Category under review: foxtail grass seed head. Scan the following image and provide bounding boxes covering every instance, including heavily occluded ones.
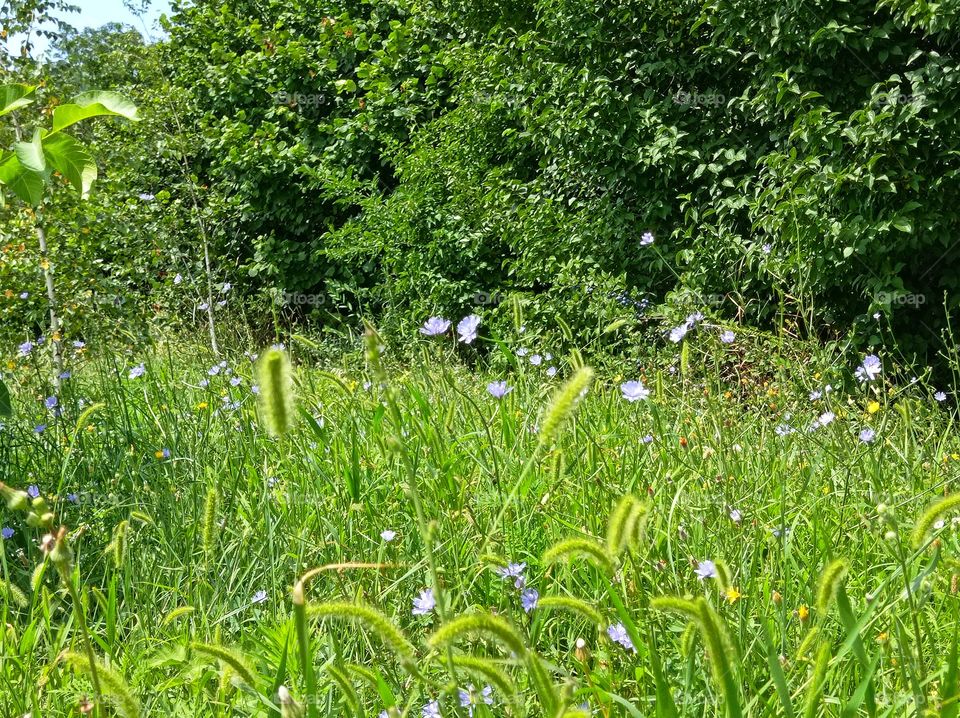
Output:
[569,348,585,371]
[606,495,649,557]
[815,558,849,613]
[911,493,960,548]
[363,324,387,384]
[429,612,527,657]
[538,366,594,447]
[543,537,615,573]
[713,560,733,594]
[311,602,417,667]
[802,643,831,718]
[191,642,259,687]
[257,347,295,436]
[511,294,523,331]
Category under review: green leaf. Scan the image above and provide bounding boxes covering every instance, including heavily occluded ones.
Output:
[649,631,679,718]
[0,378,11,418]
[836,586,876,718]
[15,129,45,173]
[943,625,960,718]
[0,154,47,205]
[0,84,36,116]
[43,132,97,198]
[892,217,913,233]
[52,91,139,132]
[762,620,794,718]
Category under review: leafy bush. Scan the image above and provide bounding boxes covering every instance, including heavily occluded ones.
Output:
[155,0,960,361]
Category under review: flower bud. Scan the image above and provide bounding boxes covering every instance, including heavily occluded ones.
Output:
[0,483,29,512]
[278,685,304,718]
[48,527,73,577]
[574,637,590,664]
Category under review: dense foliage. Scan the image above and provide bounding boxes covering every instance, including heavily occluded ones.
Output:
[147,0,960,358]
[5,0,960,358]
[5,2,960,715]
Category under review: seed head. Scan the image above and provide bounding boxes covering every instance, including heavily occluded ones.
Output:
[257,347,295,436]
[538,367,593,447]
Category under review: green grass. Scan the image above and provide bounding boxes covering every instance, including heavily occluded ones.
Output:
[1,329,960,717]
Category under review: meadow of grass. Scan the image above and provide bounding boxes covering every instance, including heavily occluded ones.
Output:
[2,322,960,717]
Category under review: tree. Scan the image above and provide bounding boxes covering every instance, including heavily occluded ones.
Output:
[0,83,138,385]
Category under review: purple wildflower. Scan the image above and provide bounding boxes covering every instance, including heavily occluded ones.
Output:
[420,317,450,336]
[607,623,636,653]
[457,315,481,344]
[487,381,512,399]
[695,560,716,580]
[412,588,435,616]
[620,380,650,402]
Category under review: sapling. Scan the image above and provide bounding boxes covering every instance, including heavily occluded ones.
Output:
[0,83,138,386]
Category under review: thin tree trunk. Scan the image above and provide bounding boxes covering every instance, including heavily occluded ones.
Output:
[35,221,63,387]
[202,235,219,356]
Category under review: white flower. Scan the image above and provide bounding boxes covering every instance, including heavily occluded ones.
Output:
[620,381,650,402]
[457,315,481,344]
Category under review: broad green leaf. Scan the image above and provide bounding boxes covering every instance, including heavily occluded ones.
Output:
[43,132,97,198]
[0,84,36,116]
[15,129,45,173]
[892,217,913,233]
[52,91,139,132]
[0,154,47,205]
[0,377,11,418]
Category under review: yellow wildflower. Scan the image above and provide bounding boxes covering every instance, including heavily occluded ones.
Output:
[724,586,743,604]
